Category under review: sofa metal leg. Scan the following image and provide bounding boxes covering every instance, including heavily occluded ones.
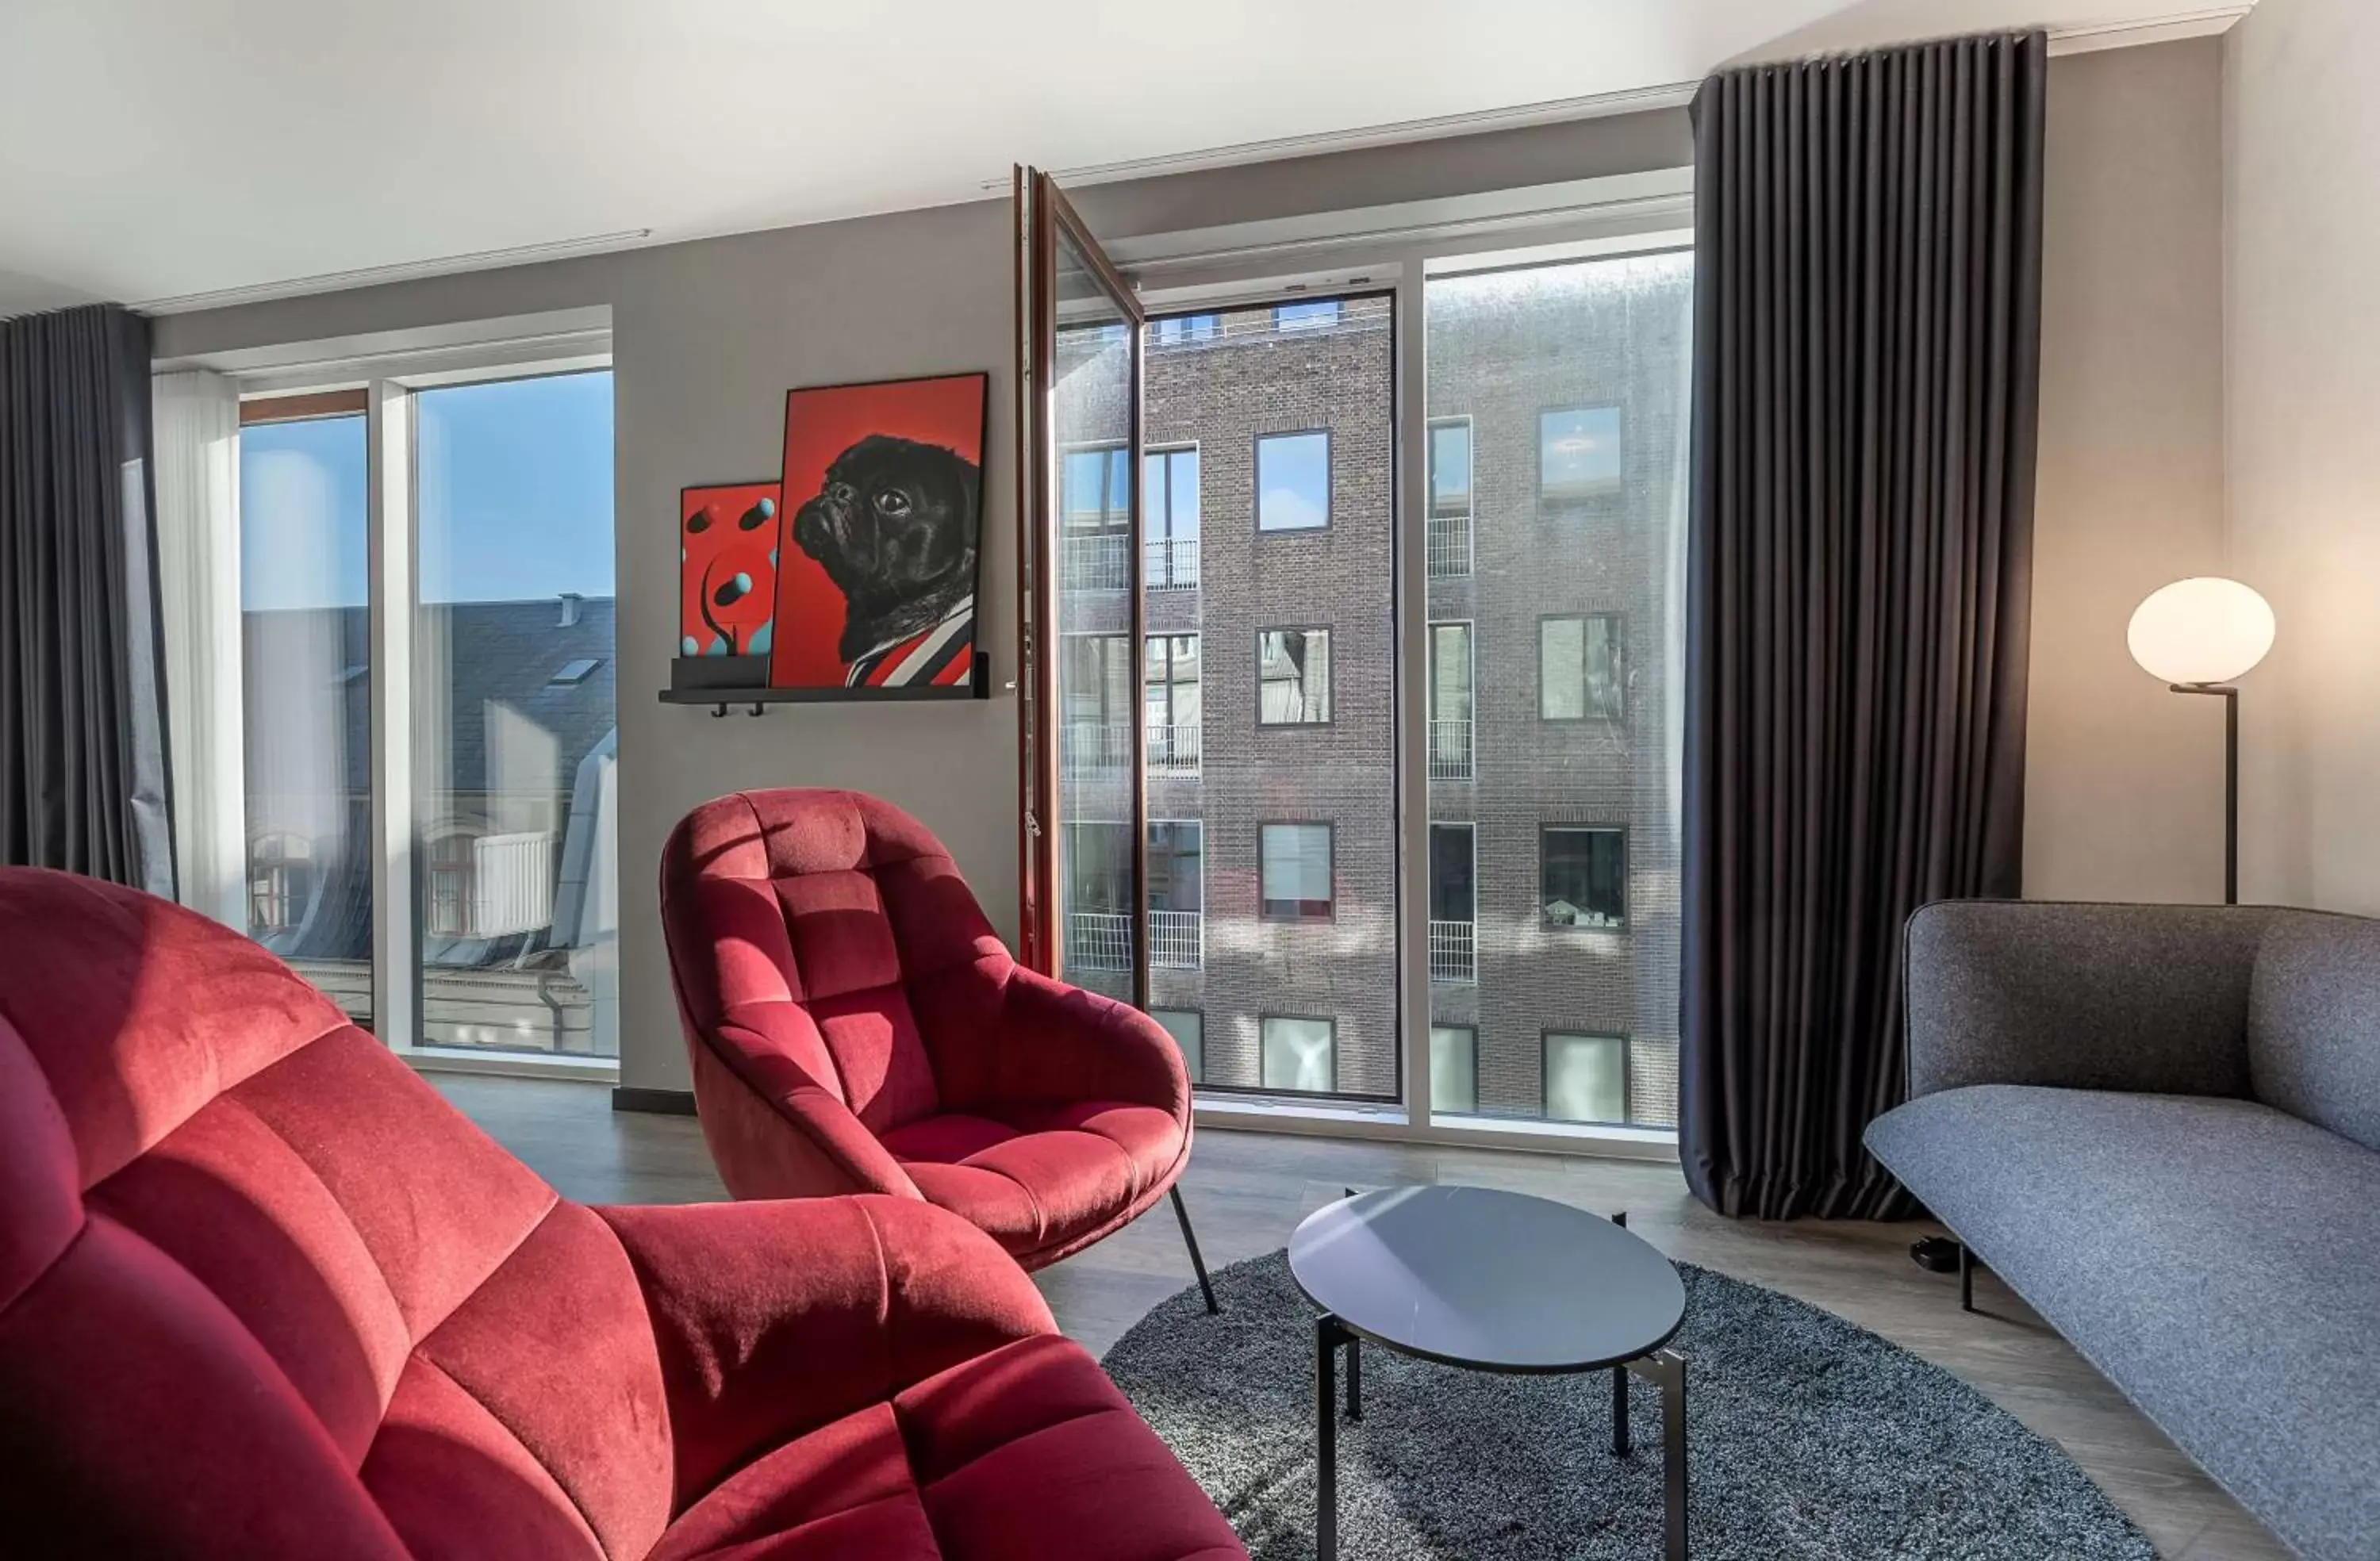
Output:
[1959,1241,1975,1313]
[1170,1185,1219,1314]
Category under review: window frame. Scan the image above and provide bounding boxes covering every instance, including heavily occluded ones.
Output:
[1536,405,1627,506]
[1541,1030,1632,1126]
[1257,1012,1342,1096]
[1538,823,1630,930]
[1253,428,1334,534]
[1254,624,1334,727]
[1257,819,1336,923]
[1537,611,1627,725]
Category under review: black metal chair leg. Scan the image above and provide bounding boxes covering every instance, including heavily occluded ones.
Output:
[1170,1184,1219,1314]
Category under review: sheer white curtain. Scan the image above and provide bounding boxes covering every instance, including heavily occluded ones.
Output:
[152,370,248,930]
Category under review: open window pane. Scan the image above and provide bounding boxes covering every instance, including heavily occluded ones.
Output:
[1426,251,1691,1131]
[1261,1015,1335,1093]
[239,412,372,1024]
[1255,431,1330,531]
[1257,627,1331,723]
[413,370,619,1057]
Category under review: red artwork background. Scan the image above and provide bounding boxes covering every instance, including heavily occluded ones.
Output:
[769,374,987,689]
[678,481,781,658]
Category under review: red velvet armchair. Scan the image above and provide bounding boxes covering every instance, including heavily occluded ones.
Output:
[0,868,1245,1560]
[659,788,1218,1309]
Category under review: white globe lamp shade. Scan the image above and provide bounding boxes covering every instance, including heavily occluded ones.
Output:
[2128,577,2276,686]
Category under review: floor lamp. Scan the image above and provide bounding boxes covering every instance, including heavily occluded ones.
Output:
[2127,577,2277,906]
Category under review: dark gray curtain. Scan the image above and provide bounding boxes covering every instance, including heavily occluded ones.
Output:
[1682,33,2044,1220]
[0,304,175,894]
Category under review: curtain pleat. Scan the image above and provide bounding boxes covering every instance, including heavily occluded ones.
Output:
[1683,33,2045,1220]
[0,303,175,894]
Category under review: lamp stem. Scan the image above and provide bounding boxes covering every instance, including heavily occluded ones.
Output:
[2171,683,2241,906]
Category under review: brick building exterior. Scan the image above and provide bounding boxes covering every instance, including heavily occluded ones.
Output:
[1048,254,1690,1128]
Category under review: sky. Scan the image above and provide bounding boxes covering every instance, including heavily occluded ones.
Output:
[240,370,616,611]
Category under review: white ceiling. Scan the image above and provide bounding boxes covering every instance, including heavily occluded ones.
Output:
[0,0,2244,318]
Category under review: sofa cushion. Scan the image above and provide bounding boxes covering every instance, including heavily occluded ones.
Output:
[1867,1085,2380,1561]
[650,1335,1244,1561]
[2251,910,2380,1153]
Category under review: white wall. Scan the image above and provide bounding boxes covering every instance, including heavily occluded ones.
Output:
[2025,39,2231,902]
[2225,0,2380,914]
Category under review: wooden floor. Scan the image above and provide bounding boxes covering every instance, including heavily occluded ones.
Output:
[434,1076,2287,1561]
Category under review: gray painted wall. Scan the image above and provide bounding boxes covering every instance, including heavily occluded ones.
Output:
[2225,0,2380,915]
[2025,39,2230,903]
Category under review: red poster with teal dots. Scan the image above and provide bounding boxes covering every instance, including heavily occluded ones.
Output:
[678,481,781,658]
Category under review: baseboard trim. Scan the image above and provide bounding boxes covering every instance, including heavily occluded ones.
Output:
[611,1087,698,1116]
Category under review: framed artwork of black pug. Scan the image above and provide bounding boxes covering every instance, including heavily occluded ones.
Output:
[768,372,988,696]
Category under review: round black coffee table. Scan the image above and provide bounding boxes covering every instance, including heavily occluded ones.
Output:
[1288,1185,1690,1559]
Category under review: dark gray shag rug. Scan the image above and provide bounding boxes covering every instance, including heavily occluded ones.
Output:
[1104,1251,2158,1560]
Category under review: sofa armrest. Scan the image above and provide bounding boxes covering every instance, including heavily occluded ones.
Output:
[988,967,1189,1119]
[597,1195,1056,1509]
[698,1018,918,1199]
[1904,901,2271,1099]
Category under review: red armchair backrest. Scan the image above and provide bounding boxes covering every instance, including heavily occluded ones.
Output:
[0,868,674,1559]
[658,789,1015,1133]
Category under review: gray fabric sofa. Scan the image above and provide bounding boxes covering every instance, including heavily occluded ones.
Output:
[1865,902,2380,1561]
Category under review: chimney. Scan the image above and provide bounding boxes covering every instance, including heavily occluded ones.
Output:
[557,592,582,628]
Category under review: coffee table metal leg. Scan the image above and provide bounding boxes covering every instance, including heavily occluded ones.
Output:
[1611,1363,1629,1456]
[1316,1314,1340,1561]
[1626,1349,1688,1561]
[1345,1333,1362,1421]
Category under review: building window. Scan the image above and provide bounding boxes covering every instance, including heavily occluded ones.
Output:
[1429,823,1476,984]
[1431,1025,1478,1115]
[1542,827,1626,929]
[423,827,480,938]
[1273,300,1342,332]
[1538,406,1624,502]
[1148,821,1203,968]
[1545,1032,1629,1124]
[1153,1008,1205,1084]
[1256,430,1330,531]
[1145,445,1200,587]
[1257,627,1331,724]
[1540,614,1625,722]
[1428,622,1472,780]
[1153,313,1220,346]
[1261,1015,1336,1092]
[1426,416,1474,577]
[1061,633,1134,771]
[248,832,314,934]
[1260,823,1334,921]
[1144,634,1201,776]
[1061,444,1132,535]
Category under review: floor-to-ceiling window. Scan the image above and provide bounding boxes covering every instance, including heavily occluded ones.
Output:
[1425,251,1692,1130]
[238,405,372,1022]
[413,371,619,1058]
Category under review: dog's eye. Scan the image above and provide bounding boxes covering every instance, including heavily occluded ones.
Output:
[874,489,914,518]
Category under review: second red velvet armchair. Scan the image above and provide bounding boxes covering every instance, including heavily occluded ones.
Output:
[660,788,1218,1309]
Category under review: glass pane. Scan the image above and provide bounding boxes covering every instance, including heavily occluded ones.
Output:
[1050,227,1138,995]
[1259,823,1332,919]
[1257,627,1331,723]
[1153,1008,1204,1083]
[1255,431,1330,531]
[239,413,372,1025]
[1429,623,1472,784]
[413,370,618,1057]
[1429,420,1472,512]
[1545,1033,1628,1123]
[1261,1016,1335,1092]
[1427,251,1691,1131]
[1539,406,1625,501]
[1430,1026,1478,1114]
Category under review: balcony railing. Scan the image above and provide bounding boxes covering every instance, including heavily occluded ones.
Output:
[1061,722,1132,776]
[1147,537,1200,589]
[1063,531,1130,592]
[1429,919,1476,984]
[1147,723,1201,777]
[1065,909,1205,972]
[1150,909,1203,969]
[1426,511,1473,578]
[1427,719,1474,781]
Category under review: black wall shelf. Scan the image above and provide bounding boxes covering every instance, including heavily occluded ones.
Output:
[660,650,990,716]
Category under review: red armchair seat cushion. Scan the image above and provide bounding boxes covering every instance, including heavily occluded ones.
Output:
[653,1336,1241,1561]
[881,1104,1186,1262]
